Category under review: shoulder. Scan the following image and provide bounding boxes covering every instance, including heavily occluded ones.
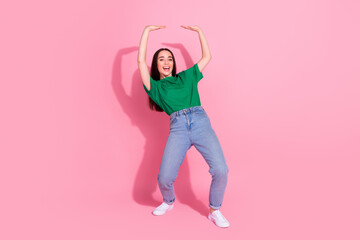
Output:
[144,76,161,92]
[178,63,198,76]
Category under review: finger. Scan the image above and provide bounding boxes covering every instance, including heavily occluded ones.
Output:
[181,26,191,30]
[155,25,166,30]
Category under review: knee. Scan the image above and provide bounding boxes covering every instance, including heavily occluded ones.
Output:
[157,174,175,188]
[209,165,229,178]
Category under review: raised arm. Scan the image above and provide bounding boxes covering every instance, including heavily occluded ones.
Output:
[181,25,212,72]
[137,25,166,91]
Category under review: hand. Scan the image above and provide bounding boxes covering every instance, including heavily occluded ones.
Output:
[180,25,202,33]
[145,25,166,31]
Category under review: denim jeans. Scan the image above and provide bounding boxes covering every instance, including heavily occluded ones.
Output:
[157,106,229,210]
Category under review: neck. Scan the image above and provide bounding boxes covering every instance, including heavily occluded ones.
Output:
[160,74,172,80]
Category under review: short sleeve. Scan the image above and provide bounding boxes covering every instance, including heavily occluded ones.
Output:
[178,63,204,84]
[194,63,204,83]
[143,76,160,102]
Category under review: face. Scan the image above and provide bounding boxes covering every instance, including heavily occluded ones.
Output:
[157,50,174,79]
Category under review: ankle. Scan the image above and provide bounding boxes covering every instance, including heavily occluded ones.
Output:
[210,208,217,213]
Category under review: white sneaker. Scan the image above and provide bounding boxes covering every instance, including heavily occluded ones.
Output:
[208,210,230,227]
[152,202,174,216]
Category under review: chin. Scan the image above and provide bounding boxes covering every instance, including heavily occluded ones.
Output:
[163,72,171,76]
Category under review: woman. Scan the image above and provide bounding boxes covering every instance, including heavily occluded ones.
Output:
[137,25,230,228]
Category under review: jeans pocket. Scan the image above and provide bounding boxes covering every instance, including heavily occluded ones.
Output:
[193,108,207,116]
[170,116,178,124]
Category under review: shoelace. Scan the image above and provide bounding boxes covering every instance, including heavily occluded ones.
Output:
[158,203,171,210]
[213,211,227,222]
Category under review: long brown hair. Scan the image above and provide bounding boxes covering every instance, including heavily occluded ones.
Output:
[147,48,177,112]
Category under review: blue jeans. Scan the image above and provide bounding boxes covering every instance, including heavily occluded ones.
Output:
[157,106,229,210]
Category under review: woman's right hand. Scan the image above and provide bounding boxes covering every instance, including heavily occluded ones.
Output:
[145,25,166,31]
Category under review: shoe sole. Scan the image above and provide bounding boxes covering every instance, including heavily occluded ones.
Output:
[152,204,174,216]
[208,214,230,228]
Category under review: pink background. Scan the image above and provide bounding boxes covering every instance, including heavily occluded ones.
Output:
[1,0,359,239]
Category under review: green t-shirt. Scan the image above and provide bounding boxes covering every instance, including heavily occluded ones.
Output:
[143,63,204,116]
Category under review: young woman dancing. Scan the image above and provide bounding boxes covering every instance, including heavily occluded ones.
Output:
[137,25,230,228]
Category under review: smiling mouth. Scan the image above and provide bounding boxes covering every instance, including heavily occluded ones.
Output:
[163,66,170,71]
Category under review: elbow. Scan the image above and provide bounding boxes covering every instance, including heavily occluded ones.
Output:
[137,59,146,65]
[203,55,212,61]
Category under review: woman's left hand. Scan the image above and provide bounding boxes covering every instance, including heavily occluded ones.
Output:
[180,25,202,33]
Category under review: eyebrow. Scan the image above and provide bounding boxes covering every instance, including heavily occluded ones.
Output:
[158,56,172,58]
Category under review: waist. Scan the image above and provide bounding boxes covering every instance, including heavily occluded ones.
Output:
[170,106,204,118]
